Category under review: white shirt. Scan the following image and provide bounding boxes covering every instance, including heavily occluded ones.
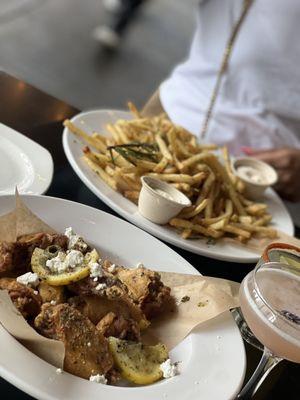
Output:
[160,0,300,155]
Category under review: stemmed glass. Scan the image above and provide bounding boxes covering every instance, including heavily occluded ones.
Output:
[234,260,300,399]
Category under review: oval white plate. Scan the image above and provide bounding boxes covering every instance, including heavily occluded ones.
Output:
[0,195,245,400]
[0,123,53,195]
[62,110,294,263]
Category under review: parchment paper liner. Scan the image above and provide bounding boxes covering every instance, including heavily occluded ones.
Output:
[0,194,240,371]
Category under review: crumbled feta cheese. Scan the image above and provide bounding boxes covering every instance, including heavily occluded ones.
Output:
[95,283,107,291]
[90,262,104,278]
[46,252,66,273]
[33,290,39,295]
[160,359,178,379]
[108,264,116,273]
[65,250,84,268]
[136,262,144,269]
[93,277,98,282]
[89,374,107,384]
[64,227,88,251]
[46,250,84,273]
[56,368,63,374]
[50,300,57,305]
[17,272,39,288]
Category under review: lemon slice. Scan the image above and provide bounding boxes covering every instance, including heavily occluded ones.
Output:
[31,248,99,286]
[279,255,300,270]
[108,337,168,385]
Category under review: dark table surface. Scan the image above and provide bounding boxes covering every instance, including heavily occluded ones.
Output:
[0,71,298,399]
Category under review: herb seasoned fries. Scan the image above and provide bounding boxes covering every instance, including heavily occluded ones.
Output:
[64,104,276,244]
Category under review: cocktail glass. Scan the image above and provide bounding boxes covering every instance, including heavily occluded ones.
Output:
[236,259,300,399]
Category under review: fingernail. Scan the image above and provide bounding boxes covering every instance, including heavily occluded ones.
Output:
[241,146,254,155]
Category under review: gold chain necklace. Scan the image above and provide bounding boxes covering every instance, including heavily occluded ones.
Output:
[200,0,255,139]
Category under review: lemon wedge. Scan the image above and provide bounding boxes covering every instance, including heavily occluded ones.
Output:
[108,337,168,385]
[31,247,99,286]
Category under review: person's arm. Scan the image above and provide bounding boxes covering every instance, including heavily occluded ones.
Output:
[244,147,300,202]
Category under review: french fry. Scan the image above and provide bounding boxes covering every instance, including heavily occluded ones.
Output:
[181,229,192,239]
[128,101,141,118]
[181,152,210,170]
[232,223,278,239]
[164,167,177,174]
[223,224,251,239]
[124,190,140,204]
[196,171,215,205]
[169,218,223,239]
[82,156,117,190]
[246,203,268,216]
[155,135,172,161]
[83,146,109,168]
[64,120,107,153]
[179,198,209,219]
[148,173,196,185]
[172,183,191,192]
[253,214,272,226]
[66,102,275,244]
[153,157,168,173]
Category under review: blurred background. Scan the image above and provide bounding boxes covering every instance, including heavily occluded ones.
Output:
[0,0,197,110]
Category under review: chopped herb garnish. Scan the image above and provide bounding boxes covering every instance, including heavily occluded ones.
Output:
[181,296,190,303]
[107,142,159,165]
[197,300,209,308]
[206,238,216,246]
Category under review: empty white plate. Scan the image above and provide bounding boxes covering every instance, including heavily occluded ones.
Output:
[0,123,53,195]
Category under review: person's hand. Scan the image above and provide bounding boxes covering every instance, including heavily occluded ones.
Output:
[242,147,300,202]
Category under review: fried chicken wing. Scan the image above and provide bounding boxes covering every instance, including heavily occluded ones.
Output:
[38,281,65,304]
[96,312,141,341]
[0,277,42,319]
[0,242,29,277]
[18,233,68,256]
[34,303,114,379]
[68,274,122,296]
[68,294,148,329]
[104,264,172,319]
[0,233,68,277]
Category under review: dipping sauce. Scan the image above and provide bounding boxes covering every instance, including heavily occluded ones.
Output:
[154,188,175,201]
[236,165,266,185]
[152,187,185,204]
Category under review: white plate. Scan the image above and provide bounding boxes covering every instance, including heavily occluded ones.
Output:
[63,110,294,263]
[0,195,246,400]
[0,123,53,195]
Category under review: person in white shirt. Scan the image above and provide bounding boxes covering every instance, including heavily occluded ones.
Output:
[143,0,300,213]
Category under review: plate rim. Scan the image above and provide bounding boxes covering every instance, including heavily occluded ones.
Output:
[0,123,54,195]
[0,194,246,400]
[62,109,294,263]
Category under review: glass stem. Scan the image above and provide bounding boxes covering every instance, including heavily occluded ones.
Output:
[236,347,282,399]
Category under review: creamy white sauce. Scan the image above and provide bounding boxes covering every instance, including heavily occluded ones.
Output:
[237,166,266,185]
[154,188,176,201]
